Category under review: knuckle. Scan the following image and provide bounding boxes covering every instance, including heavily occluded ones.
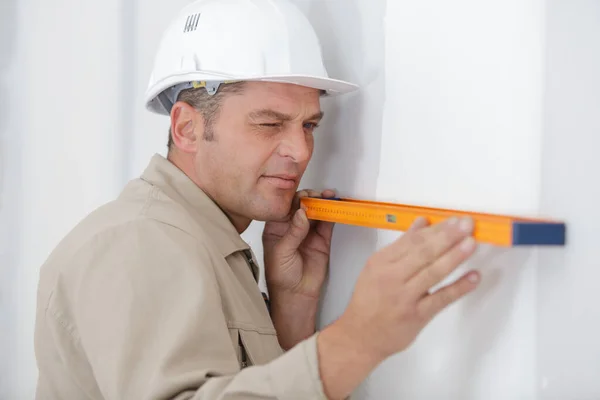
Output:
[439,228,459,247]
[439,288,455,306]
[366,253,381,269]
[364,257,385,277]
[424,267,441,287]
[442,283,467,307]
[398,303,419,321]
[418,245,435,262]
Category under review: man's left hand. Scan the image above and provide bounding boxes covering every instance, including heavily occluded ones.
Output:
[262,189,336,349]
[263,188,336,298]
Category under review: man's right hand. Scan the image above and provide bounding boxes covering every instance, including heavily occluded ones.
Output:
[317,216,480,400]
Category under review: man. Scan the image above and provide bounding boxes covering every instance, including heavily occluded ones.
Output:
[34,0,481,399]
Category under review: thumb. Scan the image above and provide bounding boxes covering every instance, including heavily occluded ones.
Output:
[277,209,310,253]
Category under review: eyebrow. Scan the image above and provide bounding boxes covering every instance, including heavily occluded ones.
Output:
[248,109,324,122]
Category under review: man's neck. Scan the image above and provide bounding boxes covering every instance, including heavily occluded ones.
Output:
[167,150,251,234]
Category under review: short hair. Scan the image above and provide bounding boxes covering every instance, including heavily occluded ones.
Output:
[167,81,247,148]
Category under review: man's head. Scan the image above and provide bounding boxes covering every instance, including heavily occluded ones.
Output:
[144,0,359,228]
[167,81,323,226]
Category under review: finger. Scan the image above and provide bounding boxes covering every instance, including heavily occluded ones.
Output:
[316,220,335,243]
[292,189,320,211]
[382,217,460,268]
[417,270,480,319]
[294,188,335,215]
[406,235,477,295]
[374,217,431,263]
[291,191,305,211]
[393,216,474,278]
[322,189,337,199]
[303,189,322,198]
[298,188,337,199]
[407,216,429,232]
[277,208,310,253]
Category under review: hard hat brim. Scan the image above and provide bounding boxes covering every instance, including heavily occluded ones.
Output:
[145,72,359,115]
[244,75,359,95]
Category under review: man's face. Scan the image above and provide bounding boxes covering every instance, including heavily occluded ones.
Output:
[194,81,323,222]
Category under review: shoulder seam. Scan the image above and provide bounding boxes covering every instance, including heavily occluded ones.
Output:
[135,184,198,239]
[139,184,158,216]
[45,292,81,343]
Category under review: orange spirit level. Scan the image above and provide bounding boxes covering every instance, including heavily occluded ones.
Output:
[300,197,566,247]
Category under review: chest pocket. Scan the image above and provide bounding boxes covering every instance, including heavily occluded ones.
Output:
[230,326,282,368]
[220,250,283,368]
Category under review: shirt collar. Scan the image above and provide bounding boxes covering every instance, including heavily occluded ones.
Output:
[140,153,250,257]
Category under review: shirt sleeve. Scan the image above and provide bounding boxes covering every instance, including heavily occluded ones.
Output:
[68,219,329,400]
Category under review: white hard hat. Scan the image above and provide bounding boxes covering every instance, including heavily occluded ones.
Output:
[144,0,359,115]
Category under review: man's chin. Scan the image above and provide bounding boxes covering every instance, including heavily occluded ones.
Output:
[252,196,295,222]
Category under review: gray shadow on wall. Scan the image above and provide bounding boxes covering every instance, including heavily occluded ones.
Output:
[452,247,533,399]
[0,0,18,397]
[367,245,533,400]
[302,0,386,190]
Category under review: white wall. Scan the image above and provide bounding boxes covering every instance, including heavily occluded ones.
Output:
[0,0,21,396]
[537,1,600,397]
[129,0,190,176]
[3,0,599,399]
[2,0,133,397]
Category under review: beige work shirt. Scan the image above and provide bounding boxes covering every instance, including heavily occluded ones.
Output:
[34,154,327,399]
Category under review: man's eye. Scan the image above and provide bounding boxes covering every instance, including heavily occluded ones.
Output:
[304,122,319,130]
[261,123,281,127]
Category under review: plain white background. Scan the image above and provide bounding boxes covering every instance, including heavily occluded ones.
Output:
[1,0,599,399]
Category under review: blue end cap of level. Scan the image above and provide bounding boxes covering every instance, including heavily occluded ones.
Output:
[512,221,566,246]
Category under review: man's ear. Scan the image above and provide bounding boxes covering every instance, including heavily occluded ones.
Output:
[169,102,205,153]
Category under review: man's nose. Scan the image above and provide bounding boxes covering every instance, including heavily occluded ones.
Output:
[278,126,312,163]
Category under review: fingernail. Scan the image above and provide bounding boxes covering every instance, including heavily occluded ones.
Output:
[296,209,305,221]
[447,217,458,226]
[460,236,475,252]
[409,216,427,230]
[467,272,480,284]
[459,217,474,233]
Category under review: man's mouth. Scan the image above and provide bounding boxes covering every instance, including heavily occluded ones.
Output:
[262,174,298,189]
